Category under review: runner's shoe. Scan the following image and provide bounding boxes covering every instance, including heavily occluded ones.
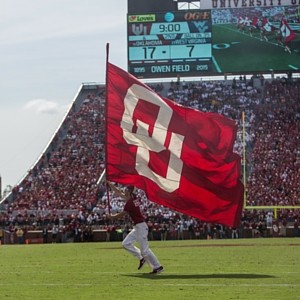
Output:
[149,266,164,274]
[138,258,146,270]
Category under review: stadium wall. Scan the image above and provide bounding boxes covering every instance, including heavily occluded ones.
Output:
[1,226,298,245]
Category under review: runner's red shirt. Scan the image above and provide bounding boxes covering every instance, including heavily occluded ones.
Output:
[124,195,145,225]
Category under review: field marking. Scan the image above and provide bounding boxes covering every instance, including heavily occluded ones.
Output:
[288,64,299,70]
[212,55,222,73]
[95,241,300,248]
[153,243,300,248]
[5,270,300,275]
[0,283,298,288]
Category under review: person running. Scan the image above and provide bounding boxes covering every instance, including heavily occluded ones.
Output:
[106,181,164,274]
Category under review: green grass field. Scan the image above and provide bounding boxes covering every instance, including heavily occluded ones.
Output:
[212,24,300,74]
[0,238,299,300]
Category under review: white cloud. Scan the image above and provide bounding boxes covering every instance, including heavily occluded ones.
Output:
[24,99,61,114]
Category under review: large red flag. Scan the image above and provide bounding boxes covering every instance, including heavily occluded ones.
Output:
[106,63,243,227]
[280,18,296,43]
[261,17,275,33]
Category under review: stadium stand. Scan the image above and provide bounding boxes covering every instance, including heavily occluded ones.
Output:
[0,76,299,244]
[246,79,300,206]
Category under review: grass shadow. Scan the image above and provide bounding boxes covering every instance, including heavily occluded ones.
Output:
[123,273,276,280]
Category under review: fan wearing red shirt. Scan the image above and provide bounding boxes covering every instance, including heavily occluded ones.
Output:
[107,181,164,274]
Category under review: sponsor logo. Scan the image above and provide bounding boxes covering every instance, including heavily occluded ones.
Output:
[164,12,175,22]
[184,11,211,21]
[128,14,156,23]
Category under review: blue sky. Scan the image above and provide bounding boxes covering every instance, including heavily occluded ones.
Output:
[0,0,128,190]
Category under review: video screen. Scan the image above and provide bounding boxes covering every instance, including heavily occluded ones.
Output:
[211,5,300,75]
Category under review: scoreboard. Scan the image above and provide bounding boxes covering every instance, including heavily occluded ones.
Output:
[127,3,300,78]
[127,11,212,78]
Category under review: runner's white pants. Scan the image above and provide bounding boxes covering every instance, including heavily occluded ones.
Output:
[122,221,161,269]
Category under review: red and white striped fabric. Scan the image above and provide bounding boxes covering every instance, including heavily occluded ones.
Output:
[280,18,296,43]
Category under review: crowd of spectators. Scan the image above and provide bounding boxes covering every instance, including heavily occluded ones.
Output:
[166,75,299,208]
[0,75,299,243]
[8,93,105,212]
[246,79,300,206]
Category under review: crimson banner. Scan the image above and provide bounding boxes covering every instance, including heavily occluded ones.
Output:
[106,62,243,227]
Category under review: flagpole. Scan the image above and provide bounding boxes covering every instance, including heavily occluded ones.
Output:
[242,111,247,208]
[105,43,111,215]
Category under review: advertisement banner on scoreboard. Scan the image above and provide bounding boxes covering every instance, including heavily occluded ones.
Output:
[200,0,299,10]
[128,60,213,78]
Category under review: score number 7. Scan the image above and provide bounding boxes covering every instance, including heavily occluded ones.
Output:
[186,45,195,58]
